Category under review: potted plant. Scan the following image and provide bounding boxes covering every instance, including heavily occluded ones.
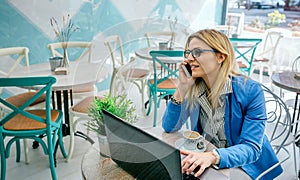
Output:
[50,14,79,68]
[87,94,137,157]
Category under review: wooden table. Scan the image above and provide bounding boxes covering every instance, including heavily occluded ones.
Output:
[81,127,229,179]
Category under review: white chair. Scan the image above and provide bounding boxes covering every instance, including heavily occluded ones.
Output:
[67,95,104,161]
[257,84,298,179]
[0,47,46,164]
[144,31,175,48]
[47,41,96,100]
[0,47,29,76]
[0,47,43,111]
[66,59,107,161]
[47,41,92,62]
[226,12,245,36]
[104,35,150,113]
[251,31,283,82]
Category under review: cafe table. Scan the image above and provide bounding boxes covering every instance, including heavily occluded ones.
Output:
[81,127,230,179]
[271,71,300,134]
[271,71,300,179]
[10,60,107,145]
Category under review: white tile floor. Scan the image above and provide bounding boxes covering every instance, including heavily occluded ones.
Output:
[2,73,300,180]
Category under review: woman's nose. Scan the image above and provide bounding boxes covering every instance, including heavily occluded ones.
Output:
[187,55,195,62]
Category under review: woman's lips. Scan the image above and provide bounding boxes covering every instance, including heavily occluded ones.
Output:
[190,64,199,70]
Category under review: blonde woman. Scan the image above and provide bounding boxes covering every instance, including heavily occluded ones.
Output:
[162,29,282,180]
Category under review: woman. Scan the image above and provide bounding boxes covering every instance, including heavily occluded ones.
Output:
[162,29,283,180]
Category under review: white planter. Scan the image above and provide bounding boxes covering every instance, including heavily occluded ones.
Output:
[98,134,110,157]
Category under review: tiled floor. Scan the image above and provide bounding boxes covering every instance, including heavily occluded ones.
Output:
[2,73,300,180]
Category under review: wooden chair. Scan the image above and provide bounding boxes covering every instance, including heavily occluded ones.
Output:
[144,31,176,91]
[230,38,262,76]
[226,12,245,36]
[147,50,183,127]
[104,35,150,113]
[0,47,46,163]
[251,31,283,82]
[60,60,107,161]
[67,95,104,161]
[0,47,29,76]
[47,41,92,62]
[0,76,68,180]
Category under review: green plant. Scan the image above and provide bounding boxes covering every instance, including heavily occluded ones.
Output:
[267,10,286,27]
[87,94,137,135]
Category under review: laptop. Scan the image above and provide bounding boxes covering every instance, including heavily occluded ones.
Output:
[102,109,229,180]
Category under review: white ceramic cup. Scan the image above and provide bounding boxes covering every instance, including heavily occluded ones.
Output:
[183,130,204,150]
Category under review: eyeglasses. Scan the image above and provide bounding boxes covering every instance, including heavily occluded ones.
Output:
[184,48,218,59]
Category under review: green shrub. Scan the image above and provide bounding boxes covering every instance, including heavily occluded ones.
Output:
[87,94,137,135]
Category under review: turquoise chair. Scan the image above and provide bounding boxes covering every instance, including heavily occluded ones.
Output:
[0,76,68,180]
[230,38,262,76]
[147,50,183,127]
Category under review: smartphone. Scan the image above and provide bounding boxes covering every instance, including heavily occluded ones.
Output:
[182,63,192,78]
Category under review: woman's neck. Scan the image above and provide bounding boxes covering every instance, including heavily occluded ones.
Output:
[203,72,218,90]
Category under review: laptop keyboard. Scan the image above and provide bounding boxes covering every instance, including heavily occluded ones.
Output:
[183,173,199,180]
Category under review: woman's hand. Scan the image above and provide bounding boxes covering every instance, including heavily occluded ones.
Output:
[174,61,195,100]
[180,150,216,177]
[179,61,195,85]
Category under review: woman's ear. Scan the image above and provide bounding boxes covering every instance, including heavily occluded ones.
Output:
[217,53,227,64]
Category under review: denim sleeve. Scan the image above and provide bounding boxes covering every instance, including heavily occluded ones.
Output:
[162,100,189,132]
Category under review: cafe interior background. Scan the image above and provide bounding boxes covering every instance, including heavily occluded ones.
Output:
[1,0,300,179]
[0,0,226,97]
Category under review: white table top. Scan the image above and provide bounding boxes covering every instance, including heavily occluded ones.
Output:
[11,61,107,91]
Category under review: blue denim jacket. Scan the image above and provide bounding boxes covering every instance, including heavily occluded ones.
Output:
[162,76,283,180]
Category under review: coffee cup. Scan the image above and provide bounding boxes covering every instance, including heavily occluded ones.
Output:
[183,130,205,150]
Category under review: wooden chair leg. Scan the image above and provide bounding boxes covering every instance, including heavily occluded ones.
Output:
[16,140,20,162]
[153,94,158,127]
[67,112,75,162]
[47,134,57,180]
[0,141,6,180]
[23,139,30,164]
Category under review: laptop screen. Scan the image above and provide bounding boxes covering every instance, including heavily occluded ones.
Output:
[102,109,182,179]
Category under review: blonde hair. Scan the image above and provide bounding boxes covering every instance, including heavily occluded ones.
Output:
[185,29,240,110]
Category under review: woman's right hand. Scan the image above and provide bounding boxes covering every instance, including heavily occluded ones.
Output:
[176,61,195,97]
[181,150,216,177]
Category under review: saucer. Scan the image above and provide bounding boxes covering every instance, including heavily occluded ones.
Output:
[175,138,206,152]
